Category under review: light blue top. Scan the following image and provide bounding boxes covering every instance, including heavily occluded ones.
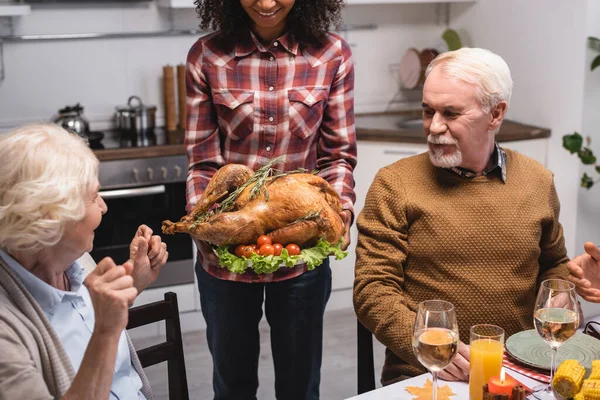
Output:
[0,250,145,400]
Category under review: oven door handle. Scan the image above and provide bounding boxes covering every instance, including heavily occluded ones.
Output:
[99,185,166,199]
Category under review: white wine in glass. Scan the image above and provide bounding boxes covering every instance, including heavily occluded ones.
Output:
[412,300,459,400]
[533,279,579,400]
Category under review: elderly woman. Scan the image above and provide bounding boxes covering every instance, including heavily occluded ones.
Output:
[0,124,168,399]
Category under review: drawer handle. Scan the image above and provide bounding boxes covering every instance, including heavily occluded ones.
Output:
[99,185,166,199]
[383,150,418,156]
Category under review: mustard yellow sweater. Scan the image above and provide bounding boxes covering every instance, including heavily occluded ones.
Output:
[353,149,569,383]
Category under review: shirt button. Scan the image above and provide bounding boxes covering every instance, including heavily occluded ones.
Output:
[273,41,279,47]
[268,86,274,91]
[269,56,274,61]
[268,116,274,122]
[266,146,271,151]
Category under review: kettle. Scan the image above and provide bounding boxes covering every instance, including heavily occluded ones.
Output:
[53,103,90,138]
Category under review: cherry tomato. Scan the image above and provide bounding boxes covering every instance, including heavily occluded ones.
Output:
[241,246,255,258]
[285,244,301,256]
[272,243,283,256]
[258,244,275,256]
[249,244,257,250]
[234,244,246,258]
[256,235,272,247]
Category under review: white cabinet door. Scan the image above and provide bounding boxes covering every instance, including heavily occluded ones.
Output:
[330,141,426,291]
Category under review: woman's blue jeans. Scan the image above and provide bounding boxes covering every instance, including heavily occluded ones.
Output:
[196,259,332,400]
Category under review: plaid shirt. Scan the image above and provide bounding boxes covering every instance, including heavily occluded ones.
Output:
[185,30,357,282]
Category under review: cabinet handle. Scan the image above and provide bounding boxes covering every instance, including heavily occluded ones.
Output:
[383,150,418,156]
[99,185,166,199]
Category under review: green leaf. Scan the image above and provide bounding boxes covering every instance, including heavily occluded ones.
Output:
[592,55,600,71]
[563,132,583,154]
[213,238,347,274]
[595,165,600,174]
[581,173,595,189]
[578,147,597,165]
[442,29,463,51]
[589,36,600,51]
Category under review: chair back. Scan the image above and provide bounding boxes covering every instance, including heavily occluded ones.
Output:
[128,292,189,400]
[357,319,376,394]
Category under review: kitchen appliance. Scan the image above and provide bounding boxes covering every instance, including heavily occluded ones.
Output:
[52,103,90,138]
[115,95,157,147]
[92,154,194,288]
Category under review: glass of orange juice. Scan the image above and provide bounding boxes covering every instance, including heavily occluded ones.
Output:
[469,324,504,400]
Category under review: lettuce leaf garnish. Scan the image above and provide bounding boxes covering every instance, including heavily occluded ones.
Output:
[214,238,348,274]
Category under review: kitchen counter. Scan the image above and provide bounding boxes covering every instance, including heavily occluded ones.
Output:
[94,112,550,161]
[355,111,551,144]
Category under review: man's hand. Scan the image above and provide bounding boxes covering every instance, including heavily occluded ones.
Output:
[568,242,600,302]
[193,238,219,267]
[84,257,138,337]
[129,224,169,293]
[438,341,470,382]
[339,210,352,251]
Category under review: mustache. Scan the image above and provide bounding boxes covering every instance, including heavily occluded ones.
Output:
[427,135,458,145]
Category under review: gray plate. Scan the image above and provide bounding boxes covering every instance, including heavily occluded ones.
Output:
[505,329,600,370]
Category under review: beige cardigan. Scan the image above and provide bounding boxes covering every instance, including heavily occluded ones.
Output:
[0,253,152,399]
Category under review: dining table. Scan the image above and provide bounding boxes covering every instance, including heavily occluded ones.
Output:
[346,314,600,400]
[344,370,543,400]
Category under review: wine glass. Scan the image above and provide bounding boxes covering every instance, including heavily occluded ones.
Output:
[533,279,579,400]
[412,300,459,400]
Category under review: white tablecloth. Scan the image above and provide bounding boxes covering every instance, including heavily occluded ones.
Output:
[344,370,543,400]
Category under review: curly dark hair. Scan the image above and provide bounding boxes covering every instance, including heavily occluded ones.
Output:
[194,0,344,50]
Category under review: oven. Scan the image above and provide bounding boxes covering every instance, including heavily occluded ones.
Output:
[92,155,194,288]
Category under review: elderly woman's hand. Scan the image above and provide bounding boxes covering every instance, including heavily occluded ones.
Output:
[84,257,138,337]
[129,224,169,293]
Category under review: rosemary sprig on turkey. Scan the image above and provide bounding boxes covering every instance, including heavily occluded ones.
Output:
[194,156,310,227]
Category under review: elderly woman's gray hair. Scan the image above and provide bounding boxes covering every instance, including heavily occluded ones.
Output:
[425,47,513,113]
[0,124,98,254]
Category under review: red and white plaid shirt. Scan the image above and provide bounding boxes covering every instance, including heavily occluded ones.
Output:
[185,30,357,283]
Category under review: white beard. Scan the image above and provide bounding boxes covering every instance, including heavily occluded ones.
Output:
[428,146,462,168]
[427,135,462,168]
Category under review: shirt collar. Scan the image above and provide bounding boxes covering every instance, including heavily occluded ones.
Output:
[448,142,507,183]
[235,30,299,57]
[0,249,86,315]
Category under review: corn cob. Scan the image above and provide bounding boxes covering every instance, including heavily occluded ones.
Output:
[553,359,586,398]
[589,360,600,381]
[575,392,585,400]
[581,379,600,399]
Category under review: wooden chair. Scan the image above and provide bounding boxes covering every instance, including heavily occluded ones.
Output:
[127,292,189,400]
[357,319,376,394]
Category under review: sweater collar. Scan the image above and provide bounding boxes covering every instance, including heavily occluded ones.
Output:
[448,142,507,183]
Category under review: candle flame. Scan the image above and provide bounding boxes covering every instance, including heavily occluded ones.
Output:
[500,367,505,383]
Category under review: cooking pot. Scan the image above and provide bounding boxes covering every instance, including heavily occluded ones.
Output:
[53,103,90,138]
[115,95,157,146]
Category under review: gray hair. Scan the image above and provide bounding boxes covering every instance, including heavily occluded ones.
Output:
[0,124,98,254]
[425,47,513,113]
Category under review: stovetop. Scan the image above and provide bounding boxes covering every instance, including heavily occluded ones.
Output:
[89,128,168,151]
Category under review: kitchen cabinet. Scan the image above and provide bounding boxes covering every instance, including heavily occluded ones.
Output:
[331,141,425,291]
[158,0,476,8]
[0,4,30,16]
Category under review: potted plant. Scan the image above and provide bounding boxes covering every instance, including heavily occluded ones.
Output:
[563,36,600,189]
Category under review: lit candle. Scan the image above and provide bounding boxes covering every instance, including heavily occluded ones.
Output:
[488,368,519,399]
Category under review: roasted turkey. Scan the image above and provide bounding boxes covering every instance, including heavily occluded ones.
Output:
[161,163,345,247]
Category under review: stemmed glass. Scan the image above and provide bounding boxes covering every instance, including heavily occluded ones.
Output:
[412,300,459,400]
[533,279,579,400]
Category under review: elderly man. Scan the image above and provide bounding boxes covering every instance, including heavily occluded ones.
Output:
[353,47,569,385]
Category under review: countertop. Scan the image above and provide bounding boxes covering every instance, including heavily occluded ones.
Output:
[94,112,550,161]
[354,111,551,144]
